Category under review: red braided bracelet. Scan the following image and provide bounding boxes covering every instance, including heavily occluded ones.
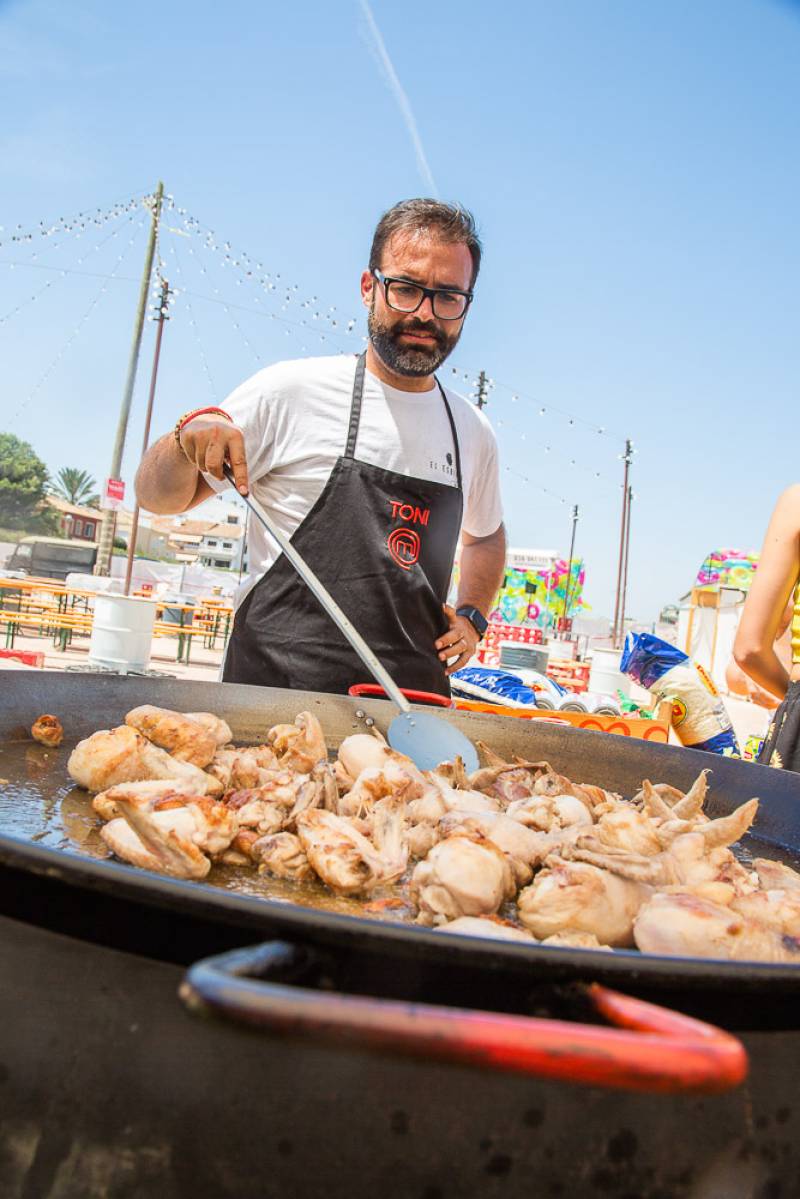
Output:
[174,407,232,445]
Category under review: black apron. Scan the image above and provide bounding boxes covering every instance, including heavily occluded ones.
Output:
[222,353,464,697]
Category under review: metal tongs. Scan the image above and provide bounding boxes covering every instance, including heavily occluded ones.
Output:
[224,465,479,772]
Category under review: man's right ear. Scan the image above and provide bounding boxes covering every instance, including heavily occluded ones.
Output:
[360,269,374,308]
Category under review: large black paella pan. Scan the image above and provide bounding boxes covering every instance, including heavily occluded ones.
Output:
[2,670,800,1199]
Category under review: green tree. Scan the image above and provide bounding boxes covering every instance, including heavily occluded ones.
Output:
[0,433,57,531]
[51,466,100,508]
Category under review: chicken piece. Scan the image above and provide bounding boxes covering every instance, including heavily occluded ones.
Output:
[101,811,211,879]
[632,780,686,814]
[634,892,800,963]
[216,829,263,866]
[431,756,472,790]
[583,804,663,856]
[469,747,555,803]
[224,788,285,837]
[540,931,612,951]
[407,823,439,859]
[225,761,332,835]
[573,784,625,815]
[68,726,223,796]
[637,779,679,823]
[411,832,516,927]
[338,752,426,819]
[565,798,759,890]
[252,832,315,882]
[543,794,594,829]
[730,885,800,936]
[183,712,233,746]
[404,773,501,859]
[296,799,407,896]
[101,818,169,875]
[637,773,710,826]
[437,915,535,942]
[107,789,238,880]
[125,705,217,768]
[518,858,650,947]
[92,778,207,821]
[438,810,552,885]
[753,858,800,892]
[336,731,392,789]
[31,714,63,748]
[670,771,711,822]
[268,711,327,773]
[207,747,277,790]
[504,794,558,831]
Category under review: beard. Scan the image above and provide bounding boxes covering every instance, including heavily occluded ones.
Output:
[368,301,462,377]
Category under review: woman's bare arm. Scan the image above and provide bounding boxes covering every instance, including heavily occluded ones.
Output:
[734,484,800,699]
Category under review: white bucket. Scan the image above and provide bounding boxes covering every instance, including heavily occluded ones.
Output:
[88,595,156,673]
[588,647,631,700]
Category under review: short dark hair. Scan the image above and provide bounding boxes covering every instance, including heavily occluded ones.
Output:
[369,199,482,288]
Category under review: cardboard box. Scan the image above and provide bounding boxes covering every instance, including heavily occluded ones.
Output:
[453,698,672,743]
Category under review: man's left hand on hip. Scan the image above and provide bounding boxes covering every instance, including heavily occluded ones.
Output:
[436,604,480,676]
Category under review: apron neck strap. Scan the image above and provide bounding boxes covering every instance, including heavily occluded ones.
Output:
[435,378,463,491]
[345,352,367,459]
[346,352,463,492]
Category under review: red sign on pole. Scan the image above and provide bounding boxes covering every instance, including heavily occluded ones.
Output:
[101,477,126,511]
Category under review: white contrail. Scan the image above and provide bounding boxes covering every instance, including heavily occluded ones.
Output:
[358,0,439,197]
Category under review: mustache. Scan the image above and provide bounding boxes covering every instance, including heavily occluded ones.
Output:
[393,318,448,343]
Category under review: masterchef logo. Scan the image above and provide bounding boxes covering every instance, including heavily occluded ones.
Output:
[386,500,429,570]
[387,526,420,570]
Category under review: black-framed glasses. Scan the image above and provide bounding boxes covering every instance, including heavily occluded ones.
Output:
[372,269,473,320]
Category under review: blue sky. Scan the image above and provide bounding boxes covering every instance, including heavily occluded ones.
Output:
[1,0,798,622]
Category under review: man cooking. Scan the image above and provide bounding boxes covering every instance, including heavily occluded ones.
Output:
[135,198,506,696]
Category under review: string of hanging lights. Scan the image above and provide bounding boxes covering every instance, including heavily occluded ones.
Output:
[7,212,148,427]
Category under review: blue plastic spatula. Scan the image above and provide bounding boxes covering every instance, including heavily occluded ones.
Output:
[225,465,479,773]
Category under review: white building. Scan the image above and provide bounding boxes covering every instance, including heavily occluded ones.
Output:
[198,520,246,571]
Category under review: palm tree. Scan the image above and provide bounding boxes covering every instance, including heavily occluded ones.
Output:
[51,467,100,508]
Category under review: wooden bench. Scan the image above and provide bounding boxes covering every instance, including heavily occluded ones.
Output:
[0,606,93,651]
[152,621,216,663]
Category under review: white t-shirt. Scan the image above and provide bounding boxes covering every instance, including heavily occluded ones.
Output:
[205,354,503,604]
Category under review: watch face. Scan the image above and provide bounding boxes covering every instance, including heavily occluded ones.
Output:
[459,606,487,635]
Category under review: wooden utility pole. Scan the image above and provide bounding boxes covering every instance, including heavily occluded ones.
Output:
[612,439,633,647]
[123,277,172,595]
[475,370,489,410]
[562,504,579,629]
[96,181,164,576]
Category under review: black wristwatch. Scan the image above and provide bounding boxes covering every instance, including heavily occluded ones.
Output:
[456,605,488,639]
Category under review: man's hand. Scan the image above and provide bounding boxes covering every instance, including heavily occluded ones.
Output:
[178,417,250,495]
[436,603,480,675]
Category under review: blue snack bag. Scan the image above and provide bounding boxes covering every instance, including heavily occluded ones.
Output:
[620,632,740,756]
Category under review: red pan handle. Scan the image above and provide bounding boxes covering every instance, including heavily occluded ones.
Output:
[348,683,453,708]
[179,941,747,1095]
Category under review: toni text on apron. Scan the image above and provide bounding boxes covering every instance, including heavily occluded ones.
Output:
[222,353,464,697]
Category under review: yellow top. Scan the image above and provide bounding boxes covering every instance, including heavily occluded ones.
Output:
[793,579,800,664]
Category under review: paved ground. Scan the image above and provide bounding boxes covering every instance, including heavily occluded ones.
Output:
[2,630,223,682]
[1,629,772,753]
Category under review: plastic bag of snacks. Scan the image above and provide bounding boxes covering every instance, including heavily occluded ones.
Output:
[450,667,539,708]
[620,633,740,755]
[743,733,765,761]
